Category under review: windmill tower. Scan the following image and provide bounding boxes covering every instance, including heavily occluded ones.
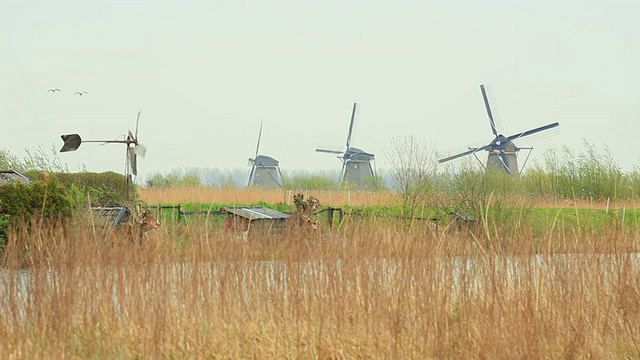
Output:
[247,119,284,188]
[316,103,376,187]
[438,85,559,175]
[60,110,147,202]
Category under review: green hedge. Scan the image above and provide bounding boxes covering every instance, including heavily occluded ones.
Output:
[0,171,136,248]
[0,179,78,246]
[24,171,135,206]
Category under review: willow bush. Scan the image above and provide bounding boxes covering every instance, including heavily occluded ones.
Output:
[435,165,531,234]
[519,141,640,201]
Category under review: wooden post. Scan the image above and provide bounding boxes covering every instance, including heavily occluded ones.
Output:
[126,174,132,203]
[328,208,334,229]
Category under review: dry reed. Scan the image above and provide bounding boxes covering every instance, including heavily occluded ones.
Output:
[139,187,640,213]
[1,210,640,358]
[138,187,400,207]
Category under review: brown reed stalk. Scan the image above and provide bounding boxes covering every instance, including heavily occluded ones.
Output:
[0,211,639,358]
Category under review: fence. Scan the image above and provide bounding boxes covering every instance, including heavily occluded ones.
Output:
[139,204,346,229]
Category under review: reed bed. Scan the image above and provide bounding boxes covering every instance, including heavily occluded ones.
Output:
[2,212,640,358]
[138,187,400,207]
[138,187,640,212]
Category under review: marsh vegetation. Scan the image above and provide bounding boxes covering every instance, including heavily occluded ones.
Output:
[2,141,640,358]
[1,185,640,358]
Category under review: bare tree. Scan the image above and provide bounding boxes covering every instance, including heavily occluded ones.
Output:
[384,135,439,219]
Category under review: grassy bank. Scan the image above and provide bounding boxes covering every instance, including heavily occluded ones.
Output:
[136,186,640,247]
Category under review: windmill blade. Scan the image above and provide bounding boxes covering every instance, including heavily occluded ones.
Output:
[438,144,492,163]
[127,147,138,176]
[134,110,142,140]
[128,130,136,143]
[316,148,344,155]
[133,143,147,158]
[60,134,82,152]
[345,103,358,150]
[247,165,256,187]
[316,141,344,154]
[506,122,559,142]
[480,85,498,136]
[254,119,263,160]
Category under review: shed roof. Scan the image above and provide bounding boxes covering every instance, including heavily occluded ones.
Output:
[90,206,132,226]
[223,206,290,220]
[0,170,33,184]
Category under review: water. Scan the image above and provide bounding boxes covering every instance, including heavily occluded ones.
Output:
[2,253,639,325]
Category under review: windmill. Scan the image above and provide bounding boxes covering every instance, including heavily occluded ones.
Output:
[438,85,559,176]
[247,119,284,188]
[59,110,147,202]
[316,103,376,187]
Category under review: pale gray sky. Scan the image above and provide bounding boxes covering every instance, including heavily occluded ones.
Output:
[1,0,638,182]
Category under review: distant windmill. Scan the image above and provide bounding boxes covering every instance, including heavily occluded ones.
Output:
[247,119,284,188]
[316,103,376,187]
[59,110,147,201]
[438,85,559,176]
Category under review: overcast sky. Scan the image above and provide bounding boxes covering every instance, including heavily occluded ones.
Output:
[1,0,638,183]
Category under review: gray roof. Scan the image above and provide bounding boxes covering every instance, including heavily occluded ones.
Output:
[223,206,291,220]
[90,206,132,226]
[0,170,33,184]
[254,155,279,167]
[345,147,375,161]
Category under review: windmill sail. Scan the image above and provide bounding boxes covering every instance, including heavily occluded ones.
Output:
[481,84,498,136]
[345,103,358,149]
[438,84,559,176]
[60,134,82,152]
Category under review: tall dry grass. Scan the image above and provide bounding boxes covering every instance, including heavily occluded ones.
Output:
[1,211,640,358]
[138,187,400,207]
[138,187,640,212]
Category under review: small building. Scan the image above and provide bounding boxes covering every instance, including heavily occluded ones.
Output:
[90,206,132,227]
[0,170,33,184]
[222,206,290,234]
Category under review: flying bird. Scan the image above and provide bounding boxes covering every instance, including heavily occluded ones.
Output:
[74,91,88,96]
[48,88,61,93]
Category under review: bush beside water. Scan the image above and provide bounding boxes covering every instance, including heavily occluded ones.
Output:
[0,171,131,247]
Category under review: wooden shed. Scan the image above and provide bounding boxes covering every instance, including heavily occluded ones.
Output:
[0,169,32,184]
[222,206,290,234]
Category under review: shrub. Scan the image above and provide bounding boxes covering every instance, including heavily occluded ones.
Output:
[358,175,388,191]
[24,171,132,206]
[284,176,339,190]
[436,164,529,232]
[0,178,78,248]
[523,141,625,200]
[146,172,203,188]
[384,135,439,219]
